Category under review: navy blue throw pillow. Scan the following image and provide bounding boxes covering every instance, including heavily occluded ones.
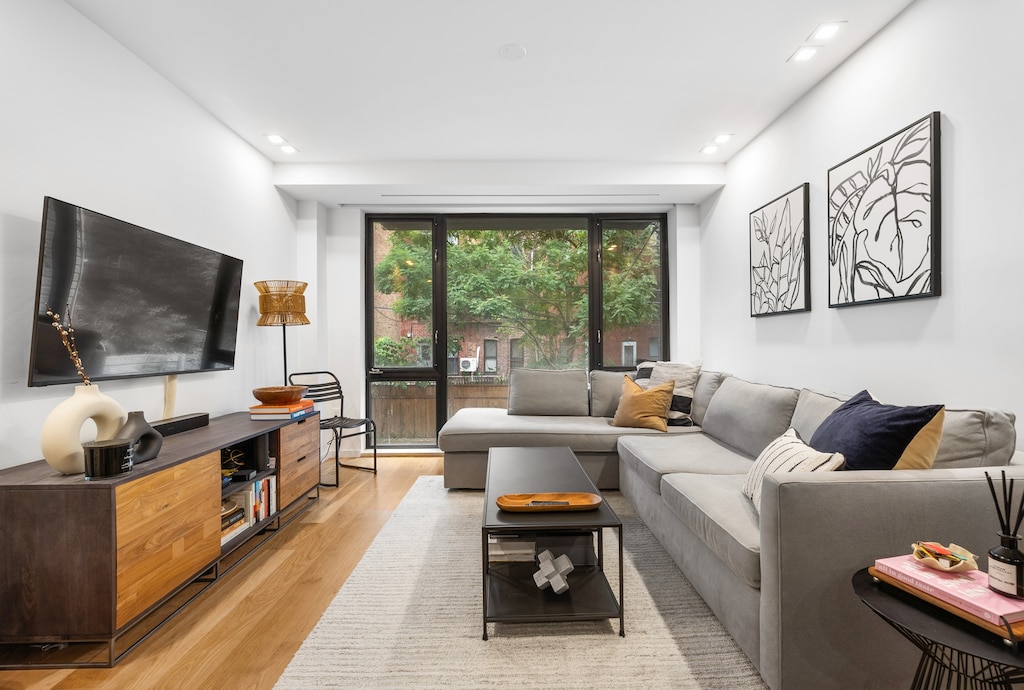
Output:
[808,390,944,470]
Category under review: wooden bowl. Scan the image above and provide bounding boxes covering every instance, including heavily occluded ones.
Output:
[252,385,308,406]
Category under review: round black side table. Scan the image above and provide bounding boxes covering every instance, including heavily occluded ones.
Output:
[853,568,1024,689]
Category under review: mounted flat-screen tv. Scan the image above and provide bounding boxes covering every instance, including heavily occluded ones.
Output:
[28,196,244,387]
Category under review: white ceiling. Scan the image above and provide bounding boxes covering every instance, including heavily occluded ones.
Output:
[65,0,916,205]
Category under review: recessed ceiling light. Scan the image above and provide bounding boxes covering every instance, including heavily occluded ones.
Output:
[280,145,298,154]
[790,46,818,62]
[499,44,527,60]
[700,145,719,155]
[712,134,733,145]
[266,134,286,145]
[811,22,845,41]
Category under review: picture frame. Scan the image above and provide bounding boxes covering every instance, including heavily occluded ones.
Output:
[749,182,810,317]
[827,112,941,308]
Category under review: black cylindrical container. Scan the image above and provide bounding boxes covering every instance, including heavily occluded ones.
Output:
[82,438,134,480]
[989,533,1024,598]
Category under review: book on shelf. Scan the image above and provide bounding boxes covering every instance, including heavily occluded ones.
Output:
[238,486,255,525]
[250,407,316,422]
[221,506,246,531]
[487,535,536,563]
[247,475,278,522]
[249,399,315,415]
[221,520,248,545]
[873,554,1024,625]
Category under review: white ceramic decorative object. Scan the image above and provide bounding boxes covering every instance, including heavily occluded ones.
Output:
[41,385,127,475]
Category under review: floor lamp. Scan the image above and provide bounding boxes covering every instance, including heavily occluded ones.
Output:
[254,280,310,385]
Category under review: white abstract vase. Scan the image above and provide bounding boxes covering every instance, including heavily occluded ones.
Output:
[41,384,127,475]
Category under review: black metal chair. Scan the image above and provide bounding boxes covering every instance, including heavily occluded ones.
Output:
[288,370,377,486]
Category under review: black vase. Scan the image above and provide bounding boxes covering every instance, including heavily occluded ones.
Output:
[117,411,163,463]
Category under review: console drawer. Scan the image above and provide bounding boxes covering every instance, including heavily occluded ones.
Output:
[276,414,320,508]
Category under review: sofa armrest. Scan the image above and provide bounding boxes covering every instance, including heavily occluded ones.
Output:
[758,467,1024,690]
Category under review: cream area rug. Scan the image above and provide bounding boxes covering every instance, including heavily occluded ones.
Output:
[275,476,767,689]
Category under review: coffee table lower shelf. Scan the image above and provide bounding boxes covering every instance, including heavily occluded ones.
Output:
[485,562,622,629]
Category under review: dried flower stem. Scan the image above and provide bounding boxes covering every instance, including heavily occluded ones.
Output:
[46,304,90,385]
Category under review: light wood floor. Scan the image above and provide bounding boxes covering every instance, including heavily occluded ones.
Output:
[0,454,444,690]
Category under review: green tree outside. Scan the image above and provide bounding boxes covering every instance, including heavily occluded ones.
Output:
[374,223,661,369]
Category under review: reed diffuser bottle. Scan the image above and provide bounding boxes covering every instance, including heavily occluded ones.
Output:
[985,471,1024,598]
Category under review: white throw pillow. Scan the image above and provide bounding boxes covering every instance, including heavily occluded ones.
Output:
[742,428,844,512]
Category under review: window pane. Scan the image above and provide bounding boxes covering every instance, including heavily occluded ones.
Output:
[370,381,436,445]
[601,220,664,367]
[446,217,589,384]
[371,220,433,369]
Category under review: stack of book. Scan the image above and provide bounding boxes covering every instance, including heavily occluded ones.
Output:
[220,498,248,544]
[249,398,315,421]
[871,554,1024,640]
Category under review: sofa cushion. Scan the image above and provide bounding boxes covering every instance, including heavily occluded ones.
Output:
[701,377,800,458]
[934,408,1018,468]
[636,361,702,426]
[590,369,628,417]
[661,472,762,588]
[742,428,844,511]
[612,376,674,432]
[691,370,729,427]
[790,388,847,442]
[507,368,589,416]
[617,433,753,495]
[809,390,945,471]
[438,407,694,454]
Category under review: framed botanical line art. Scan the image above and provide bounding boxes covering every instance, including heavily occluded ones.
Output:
[750,183,810,316]
[827,112,941,307]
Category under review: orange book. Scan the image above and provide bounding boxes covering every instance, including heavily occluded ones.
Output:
[249,399,314,414]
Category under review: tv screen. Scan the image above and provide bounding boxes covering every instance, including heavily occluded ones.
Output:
[29,197,244,387]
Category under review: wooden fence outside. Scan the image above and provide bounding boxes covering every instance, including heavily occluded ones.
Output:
[371,382,509,445]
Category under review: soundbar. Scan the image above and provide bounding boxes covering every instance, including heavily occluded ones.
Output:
[152,412,210,437]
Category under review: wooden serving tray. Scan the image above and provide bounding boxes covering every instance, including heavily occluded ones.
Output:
[496,492,603,512]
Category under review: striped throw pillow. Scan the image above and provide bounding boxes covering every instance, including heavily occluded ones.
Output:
[742,428,844,512]
[635,361,701,426]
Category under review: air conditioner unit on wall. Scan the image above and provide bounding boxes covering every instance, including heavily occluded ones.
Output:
[459,346,481,373]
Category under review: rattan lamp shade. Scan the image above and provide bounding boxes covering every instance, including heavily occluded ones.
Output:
[255,280,310,385]
[255,280,311,326]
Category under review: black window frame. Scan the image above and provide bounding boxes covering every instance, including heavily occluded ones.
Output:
[365,212,670,443]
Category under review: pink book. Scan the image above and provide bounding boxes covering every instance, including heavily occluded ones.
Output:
[874,554,1024,624]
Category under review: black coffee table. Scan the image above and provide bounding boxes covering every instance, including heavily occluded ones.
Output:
[481,446,624,640]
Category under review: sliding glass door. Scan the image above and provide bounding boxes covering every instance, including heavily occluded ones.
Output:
[367,217,439,446]
[366,213,668,448]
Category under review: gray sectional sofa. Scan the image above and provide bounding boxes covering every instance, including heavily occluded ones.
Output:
[439,367,701,489]
[438,367,1023,690]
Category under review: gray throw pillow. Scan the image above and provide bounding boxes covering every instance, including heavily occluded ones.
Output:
[507,369,589,416]
[590,370,627,417]
[702,377,800,457]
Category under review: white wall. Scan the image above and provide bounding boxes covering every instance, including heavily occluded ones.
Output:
[0,0,298,469]
[700,0,1024,425]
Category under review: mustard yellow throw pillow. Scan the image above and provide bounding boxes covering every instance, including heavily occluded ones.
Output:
[612,375,675,432]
